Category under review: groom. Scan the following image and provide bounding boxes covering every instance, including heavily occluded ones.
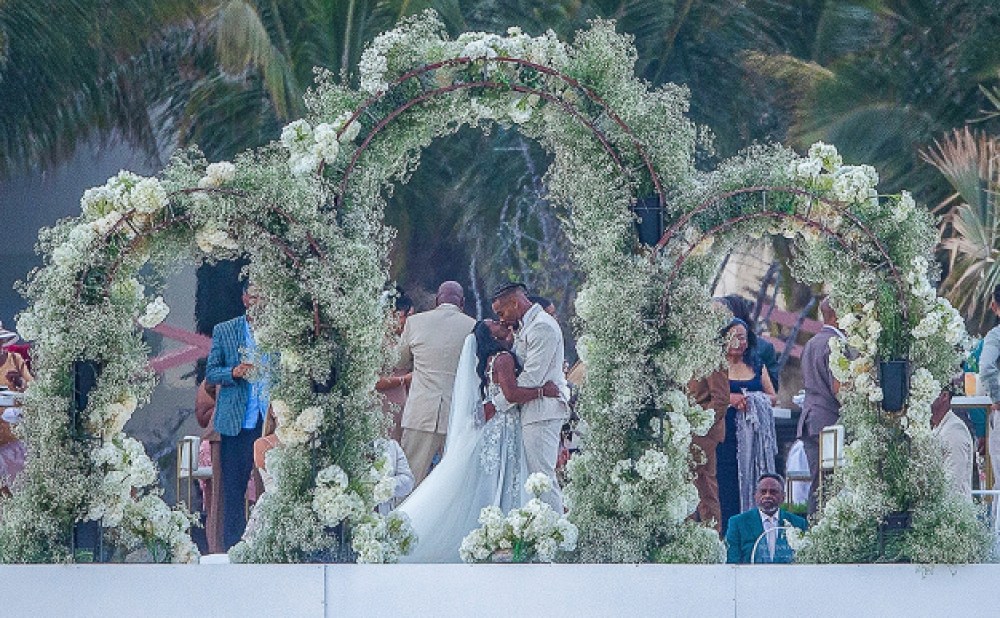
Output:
[492,282,570,512]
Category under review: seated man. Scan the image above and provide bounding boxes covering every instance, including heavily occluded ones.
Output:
[930,385,974,500]
[726,473,808,563]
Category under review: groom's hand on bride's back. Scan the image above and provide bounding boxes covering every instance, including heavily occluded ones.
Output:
[484,401,497,422]
[542,381,560,398]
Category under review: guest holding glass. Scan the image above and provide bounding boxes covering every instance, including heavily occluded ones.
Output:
[717,319,777,535]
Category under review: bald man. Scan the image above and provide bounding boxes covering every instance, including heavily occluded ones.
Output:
[397,281,476,485]
[796,297,844,514]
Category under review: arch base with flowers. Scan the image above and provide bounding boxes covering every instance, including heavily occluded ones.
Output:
[0,11,991,565]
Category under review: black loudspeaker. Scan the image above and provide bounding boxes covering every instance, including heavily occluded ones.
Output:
[634,195,663,247]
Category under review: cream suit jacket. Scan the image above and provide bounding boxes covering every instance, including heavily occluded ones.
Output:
[397,303,476,433]
[514,304,570,426]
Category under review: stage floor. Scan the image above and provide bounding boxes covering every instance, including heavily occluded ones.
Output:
[2,563,997,617]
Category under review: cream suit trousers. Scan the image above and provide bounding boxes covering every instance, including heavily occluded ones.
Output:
[522,418,564,513]
[402,428,446,487]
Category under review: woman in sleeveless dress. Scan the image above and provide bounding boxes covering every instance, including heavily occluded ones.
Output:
[717,318,777,534]
[398,319,560,562]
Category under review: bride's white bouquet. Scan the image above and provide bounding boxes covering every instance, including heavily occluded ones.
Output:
[460,473,578,563]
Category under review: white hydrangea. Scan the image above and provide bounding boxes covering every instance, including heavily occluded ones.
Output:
[198,161,236,189]
[81,185,117,219]
[635,448,671,481]
[316,464,349,489]
[137,296,170,328]
[195,222,239,254]
[807,141,843,172]
[296,406,324,434]
[311,122,340,163]
[525,472,552,497]
[831,165,878,204]
[129,177,168,214]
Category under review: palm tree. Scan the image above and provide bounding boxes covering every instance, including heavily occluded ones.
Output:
[923,127,1000,331]
[776,0,1000,200]
[0,0,204,175]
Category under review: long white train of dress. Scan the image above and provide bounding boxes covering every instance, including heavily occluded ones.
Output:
[397,334,527,563]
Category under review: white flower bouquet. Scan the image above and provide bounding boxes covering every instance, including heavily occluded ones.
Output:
[460,473,578,563]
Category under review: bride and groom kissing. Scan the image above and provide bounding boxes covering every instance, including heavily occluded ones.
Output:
[397,281,570,562]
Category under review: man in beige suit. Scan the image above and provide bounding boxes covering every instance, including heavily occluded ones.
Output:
[492,282,570,512]
[398,281,476,485]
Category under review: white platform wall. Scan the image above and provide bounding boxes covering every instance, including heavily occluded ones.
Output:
[1,563,997,617]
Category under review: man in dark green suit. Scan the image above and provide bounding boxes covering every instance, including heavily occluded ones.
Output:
[726,473,808,563]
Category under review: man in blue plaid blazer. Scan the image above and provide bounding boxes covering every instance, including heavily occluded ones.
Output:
[206,284,271,550]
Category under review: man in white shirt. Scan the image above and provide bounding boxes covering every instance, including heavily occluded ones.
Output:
[492,282,570,513]
[930,386,975,500]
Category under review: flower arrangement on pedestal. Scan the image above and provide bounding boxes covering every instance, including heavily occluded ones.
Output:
[460,474,578,563]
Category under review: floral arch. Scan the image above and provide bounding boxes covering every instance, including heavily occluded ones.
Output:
[0,11,989,565]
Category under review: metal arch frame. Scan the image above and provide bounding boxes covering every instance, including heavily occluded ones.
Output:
[655,186,909,324]
[324,56,667,214]
[74,187,330,337]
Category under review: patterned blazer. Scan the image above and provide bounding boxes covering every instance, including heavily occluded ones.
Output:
[205,315,250,437]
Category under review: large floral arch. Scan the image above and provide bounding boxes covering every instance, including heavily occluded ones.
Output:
[0,11,989,565]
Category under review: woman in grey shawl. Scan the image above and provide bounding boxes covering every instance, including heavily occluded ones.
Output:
[717,319,778,535]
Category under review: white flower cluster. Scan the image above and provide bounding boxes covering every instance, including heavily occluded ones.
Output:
[197,161,236,189]
[830,302,882,403]
[47,171,171,272]
[194,221,239,254]
[789,142,878,205]
[901,367,938,437]
[88,394,138,439]
[271,399,323,446]
[608,448,700,519]
[279,114,360,176]
[136,296,170,329]
[311,464,366,527]
[368,452,399,504]
[121,495,200,563]
[663,389,714,440]
[87,437,158,526]
[907,257,967,348]
[460,476,578,563]
[358,18,568,96]
[81,171,168,220]
[351,511,417,563]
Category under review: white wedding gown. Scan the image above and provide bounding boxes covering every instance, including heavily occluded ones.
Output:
[397,334,528,563]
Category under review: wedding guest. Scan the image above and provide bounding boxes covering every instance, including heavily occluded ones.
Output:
[726,473,807,563]
[687,367,730,532]
[717,319,777,534]
[397,281,476,485]
[796,297,844,515]
[528,295,557,318]
[719,295,780,391]
[194,379,223,553]
[206,281,275,550]
[931,384,975,500]
[376,288,414,442]
[376,437,415,515]
[0,326,31,494]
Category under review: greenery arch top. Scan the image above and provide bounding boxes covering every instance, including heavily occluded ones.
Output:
[0,11,989,565]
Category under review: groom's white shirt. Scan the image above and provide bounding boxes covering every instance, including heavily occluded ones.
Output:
[513,303,570,425]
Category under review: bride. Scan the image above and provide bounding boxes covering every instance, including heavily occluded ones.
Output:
[398,319,560,562]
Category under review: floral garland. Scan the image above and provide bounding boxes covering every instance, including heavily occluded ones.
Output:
[2,9,988,565]
[657,141,990,563]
